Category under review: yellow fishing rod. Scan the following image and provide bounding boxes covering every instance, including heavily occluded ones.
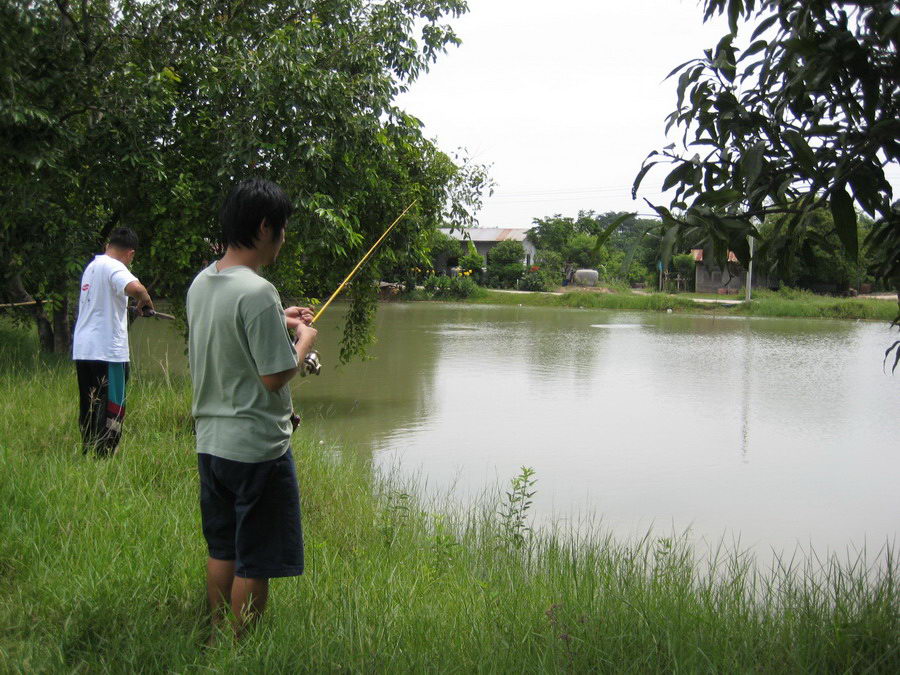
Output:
[300,199,418,375]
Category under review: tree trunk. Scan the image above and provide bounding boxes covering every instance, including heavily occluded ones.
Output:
[6,271,56,353]
[36,313,55,353]
[52,298,72,354]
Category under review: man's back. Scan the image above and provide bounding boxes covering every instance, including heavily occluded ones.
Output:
[186,262,297,463]
[72,254,137,362]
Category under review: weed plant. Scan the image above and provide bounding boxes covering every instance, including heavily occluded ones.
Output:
[0,321,897,672]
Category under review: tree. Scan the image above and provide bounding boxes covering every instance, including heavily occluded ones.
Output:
[761,209,875,292]
[527,215,577,253]
[634,0,898,296]
[486,240,525,289]
[527,212,607,269]
[563,233,607,270]
[0,0,487,360]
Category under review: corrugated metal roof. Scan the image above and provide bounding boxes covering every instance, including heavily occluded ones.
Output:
[439,227,531,242]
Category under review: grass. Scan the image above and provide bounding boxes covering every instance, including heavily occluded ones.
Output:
[1,320,898,672]
[418,286,899,321]
[735,288,899,320]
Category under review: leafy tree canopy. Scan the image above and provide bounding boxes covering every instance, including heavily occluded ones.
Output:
[634,0,898,289]
[0,0,488,358]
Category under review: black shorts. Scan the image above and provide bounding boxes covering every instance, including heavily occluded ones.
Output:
[198,449,304,579]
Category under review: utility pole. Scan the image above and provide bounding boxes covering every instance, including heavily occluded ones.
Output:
[745,235,754,302]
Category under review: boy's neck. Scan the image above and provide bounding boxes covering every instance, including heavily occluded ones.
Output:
[105,247,132,265]
[217,246,264,273]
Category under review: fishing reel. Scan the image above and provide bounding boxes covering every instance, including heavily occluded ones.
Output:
[301,350,321,376]
[292,332,321,376]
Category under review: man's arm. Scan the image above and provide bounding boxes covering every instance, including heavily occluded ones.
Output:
[124,280,154,313]
[259,322,317,392]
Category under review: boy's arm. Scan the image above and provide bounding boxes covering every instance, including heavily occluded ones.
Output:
[259,322,317,392]
[124,280,154,313]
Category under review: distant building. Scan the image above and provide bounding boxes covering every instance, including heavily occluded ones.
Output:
[438,227,537,271]
[691,248,771,293]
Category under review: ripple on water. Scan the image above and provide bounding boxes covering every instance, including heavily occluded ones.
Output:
[590,323,645,328]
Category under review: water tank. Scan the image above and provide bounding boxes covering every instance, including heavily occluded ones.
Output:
[573,269,599,287]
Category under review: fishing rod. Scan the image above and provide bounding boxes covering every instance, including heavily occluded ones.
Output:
[138,307,176,320]
[299,199,418,376]
[2,300,176,322]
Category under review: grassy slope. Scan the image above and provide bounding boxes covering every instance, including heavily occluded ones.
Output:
[462,288,899,321]
[0,321,897,672]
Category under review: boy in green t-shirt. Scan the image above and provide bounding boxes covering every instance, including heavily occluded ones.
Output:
[186,178,318,642]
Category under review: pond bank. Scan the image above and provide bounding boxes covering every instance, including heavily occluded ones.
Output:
[411,287,899,321]
[1,323,897,671]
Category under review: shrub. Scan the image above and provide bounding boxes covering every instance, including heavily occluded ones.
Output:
[519,265,559,292]
[427,230,462,268]
[423,275,481,300]
[486,240,525,288]
[535,250,564,283]
[458,251,485,281]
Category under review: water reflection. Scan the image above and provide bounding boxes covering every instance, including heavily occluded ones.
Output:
[130,303,899,558]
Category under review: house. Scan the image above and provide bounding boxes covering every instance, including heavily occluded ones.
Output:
[691,248,770,293]
[438,228,537,272]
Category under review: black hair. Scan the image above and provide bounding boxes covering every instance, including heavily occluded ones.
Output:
[219,178,293,249]
[108,227,139,250]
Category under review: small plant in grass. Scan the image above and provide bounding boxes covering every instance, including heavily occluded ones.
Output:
[498,466,537,549]
[426,513,460,577]
[378,491,411,547]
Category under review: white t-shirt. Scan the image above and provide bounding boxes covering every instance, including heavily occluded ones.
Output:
[72,254,139,362]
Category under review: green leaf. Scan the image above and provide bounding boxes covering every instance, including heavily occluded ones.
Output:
[750,14,779,41]
[740,142,765,188]
[829,186,858,262]
[632,161,658,199]
[727,0,743,35]
[592,212,636,256]
[737,40,768,63]
[660,224,679,267]
[661,162,692,192]
[782,130,815,174]
[664,58,696,81]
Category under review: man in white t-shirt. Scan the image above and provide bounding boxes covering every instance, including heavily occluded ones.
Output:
[72,227,154,456]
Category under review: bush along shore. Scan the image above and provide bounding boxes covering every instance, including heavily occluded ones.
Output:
[408,284,899,322]
[1,322,898,672]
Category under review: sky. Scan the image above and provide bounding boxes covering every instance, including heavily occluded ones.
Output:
[397,0,899,229]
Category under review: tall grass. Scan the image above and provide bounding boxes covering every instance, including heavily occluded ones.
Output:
[471,289,698,312]
[457,288,898,321]
[0,322,897,672]
[735,288,899,321]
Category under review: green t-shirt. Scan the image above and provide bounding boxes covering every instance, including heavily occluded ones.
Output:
[186,263,298,462]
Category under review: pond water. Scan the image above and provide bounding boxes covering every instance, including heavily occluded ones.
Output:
[131,302,900,558]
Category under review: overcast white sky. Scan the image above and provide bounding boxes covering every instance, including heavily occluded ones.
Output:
[397,0,728,227]
[398,0,899,229]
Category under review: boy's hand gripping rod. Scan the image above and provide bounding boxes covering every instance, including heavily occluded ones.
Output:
[299,199,418,376]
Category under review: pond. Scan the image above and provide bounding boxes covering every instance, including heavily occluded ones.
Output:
[131,302,900,558]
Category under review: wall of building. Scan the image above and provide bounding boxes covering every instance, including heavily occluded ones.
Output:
[695,263,770,293]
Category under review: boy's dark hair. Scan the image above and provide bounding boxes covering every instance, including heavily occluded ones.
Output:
[108,227,139,250]
[220,178,293,249]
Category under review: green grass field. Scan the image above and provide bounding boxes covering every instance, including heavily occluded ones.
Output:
[460,288,899,321]
[1,321,897,672]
